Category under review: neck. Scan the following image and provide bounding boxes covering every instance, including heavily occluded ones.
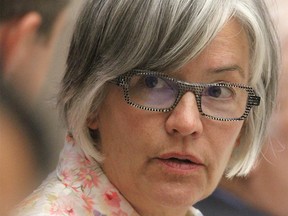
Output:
[125,192,191,216]
[132,200,191,216]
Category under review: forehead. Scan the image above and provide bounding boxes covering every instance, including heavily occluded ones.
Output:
[176,19,250,83]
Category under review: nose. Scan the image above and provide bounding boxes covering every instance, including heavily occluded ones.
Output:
[165,92,203,137]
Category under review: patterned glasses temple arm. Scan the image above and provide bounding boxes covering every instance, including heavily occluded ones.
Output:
[109,76,124,86]
[248,95,261,106]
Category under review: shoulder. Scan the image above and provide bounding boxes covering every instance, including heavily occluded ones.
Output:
[13,171,77,216]
[13,170,106,216]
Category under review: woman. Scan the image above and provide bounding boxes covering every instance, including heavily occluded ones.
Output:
[16,0,279,215]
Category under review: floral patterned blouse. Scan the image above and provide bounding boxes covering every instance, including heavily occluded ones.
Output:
[14,135,203,216]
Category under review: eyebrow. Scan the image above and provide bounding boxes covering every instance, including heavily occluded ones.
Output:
[208,65,246,79]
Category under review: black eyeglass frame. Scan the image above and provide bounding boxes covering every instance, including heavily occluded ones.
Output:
[111,69,261,121]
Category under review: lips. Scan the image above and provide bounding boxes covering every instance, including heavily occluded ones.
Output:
[156,153,204,171]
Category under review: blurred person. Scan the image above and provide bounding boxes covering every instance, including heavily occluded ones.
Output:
[195,0,288,215]
[14,0,280,215]
[0,0,70,103]
[0,0,70,215]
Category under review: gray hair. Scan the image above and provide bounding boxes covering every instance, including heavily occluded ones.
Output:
[58,0,280,178]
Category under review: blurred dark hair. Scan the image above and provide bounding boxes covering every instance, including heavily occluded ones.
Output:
[0,0,69,37]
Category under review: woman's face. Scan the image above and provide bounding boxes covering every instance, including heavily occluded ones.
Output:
[90,20,249,215]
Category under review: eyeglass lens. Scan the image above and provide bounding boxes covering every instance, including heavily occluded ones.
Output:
[127,74,248,119]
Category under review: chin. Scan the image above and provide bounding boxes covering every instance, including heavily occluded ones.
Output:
[150,184,201,207]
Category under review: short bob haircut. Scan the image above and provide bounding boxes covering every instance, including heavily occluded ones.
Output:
[58,0,280,178]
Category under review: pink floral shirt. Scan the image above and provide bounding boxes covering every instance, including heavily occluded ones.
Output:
[15,135,203,216]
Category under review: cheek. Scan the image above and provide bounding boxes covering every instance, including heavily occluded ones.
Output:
[97,99,161,194]
[97,90,153,160]
[99,108,147,148]
[98,87,165,150]
[204,121,243,183]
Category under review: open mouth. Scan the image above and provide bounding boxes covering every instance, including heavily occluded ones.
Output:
[157,157,201,171]
[156,153,203,171]
[166,157,194,164]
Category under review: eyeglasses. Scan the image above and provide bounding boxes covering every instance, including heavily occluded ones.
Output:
[111,69,260,121]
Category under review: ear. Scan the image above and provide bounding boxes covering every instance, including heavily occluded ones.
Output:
[87,116,99,130]
[235,123,246,147]
[235,134,241,147]
[0,12,42,74]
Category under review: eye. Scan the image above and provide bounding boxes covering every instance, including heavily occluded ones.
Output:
[138,75,170,89]
[128,74,179,109]
[203,86,234,98]
[145,76,159,88]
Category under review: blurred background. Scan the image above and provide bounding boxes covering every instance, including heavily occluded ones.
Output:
[35,0,84,170]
